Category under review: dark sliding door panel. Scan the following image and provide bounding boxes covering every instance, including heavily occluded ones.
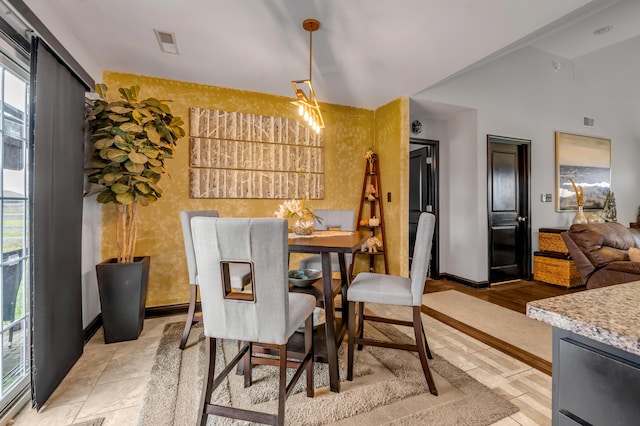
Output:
[30,38,87,409]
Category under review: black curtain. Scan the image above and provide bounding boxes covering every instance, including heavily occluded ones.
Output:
[29,37,88,409]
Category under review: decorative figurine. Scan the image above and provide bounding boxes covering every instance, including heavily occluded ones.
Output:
[365,184,377,201]
[361,236,382,253]
[600,191,617,222]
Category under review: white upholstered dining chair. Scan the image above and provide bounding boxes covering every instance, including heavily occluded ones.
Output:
[191,217,316,426]
[298,209,355,273]
[179,210,253,349]
[179,210,219,349]
[346,212,438,395]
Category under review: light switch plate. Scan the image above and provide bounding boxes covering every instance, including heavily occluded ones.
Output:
[541,193,552,202]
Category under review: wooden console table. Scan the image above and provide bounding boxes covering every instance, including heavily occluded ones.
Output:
[533,228,583,287]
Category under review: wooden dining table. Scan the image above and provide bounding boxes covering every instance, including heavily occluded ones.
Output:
[287,230,371,393]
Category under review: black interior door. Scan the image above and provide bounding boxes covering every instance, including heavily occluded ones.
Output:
[409,140,438,277]
[487,135,531,283]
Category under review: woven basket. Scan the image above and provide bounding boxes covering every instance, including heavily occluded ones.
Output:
[534,255,583,287]
[539,232,569,255]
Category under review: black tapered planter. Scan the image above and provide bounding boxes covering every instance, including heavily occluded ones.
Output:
[96,256,150,343]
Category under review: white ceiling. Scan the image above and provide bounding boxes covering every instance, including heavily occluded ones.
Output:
[22,0,637,110]
[530,0,640,59]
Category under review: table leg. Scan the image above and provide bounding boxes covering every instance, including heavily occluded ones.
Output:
[321,252,340,393]
[338,253,349,324]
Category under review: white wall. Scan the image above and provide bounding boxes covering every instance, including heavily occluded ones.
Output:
[81,195,101,328]
[23,0,101,83]
[409,116,446,142]
[411,45,640,282]
[444,111,482,279]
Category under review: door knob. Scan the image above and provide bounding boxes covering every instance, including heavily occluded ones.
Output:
[517,216,527,222]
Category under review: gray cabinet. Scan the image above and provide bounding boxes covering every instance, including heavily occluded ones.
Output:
[553,329,640,426]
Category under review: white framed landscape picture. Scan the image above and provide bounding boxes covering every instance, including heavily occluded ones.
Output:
[556,131,611,211]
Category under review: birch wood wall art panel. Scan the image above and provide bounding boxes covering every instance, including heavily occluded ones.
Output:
[189,169,324,199]
[189,138,324,173]
[190,108,323,146]
[189,108,324,199]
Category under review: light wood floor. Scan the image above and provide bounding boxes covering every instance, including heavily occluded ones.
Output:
[421,278,586,375]
[424,278,585,314]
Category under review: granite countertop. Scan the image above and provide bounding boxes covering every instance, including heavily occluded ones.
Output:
[526,281,640,356]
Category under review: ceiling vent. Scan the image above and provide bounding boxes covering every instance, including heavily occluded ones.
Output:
[583,116,595,127]
[154,29,179,54]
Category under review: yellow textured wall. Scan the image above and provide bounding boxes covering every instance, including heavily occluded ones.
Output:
[374,97,409,276]
[100,71,374,306]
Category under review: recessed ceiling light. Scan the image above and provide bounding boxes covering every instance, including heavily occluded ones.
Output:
[593,26,613,36]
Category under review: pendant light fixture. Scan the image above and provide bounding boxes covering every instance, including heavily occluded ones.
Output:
[290,18,324,133]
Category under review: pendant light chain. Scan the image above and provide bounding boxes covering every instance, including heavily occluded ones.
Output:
[309,27,313,82]
[289,18,324,132]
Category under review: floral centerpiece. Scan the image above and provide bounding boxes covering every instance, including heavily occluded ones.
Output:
[275,199,321,235]
[364,148,377,168]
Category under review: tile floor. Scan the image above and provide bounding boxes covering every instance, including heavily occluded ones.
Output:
[9,305,552,425]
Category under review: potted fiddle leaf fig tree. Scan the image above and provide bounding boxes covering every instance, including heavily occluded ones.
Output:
[86,84,185,343]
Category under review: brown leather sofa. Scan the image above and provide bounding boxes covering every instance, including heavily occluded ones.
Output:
[562,222,640,289]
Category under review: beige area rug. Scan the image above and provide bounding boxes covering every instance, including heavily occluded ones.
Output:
[68,419,104,426]
[422,290,552,362]
[138,320,518,425]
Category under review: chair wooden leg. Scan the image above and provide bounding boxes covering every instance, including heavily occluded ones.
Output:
[277,343,287,426]
[421,322,434,360]
[357,301,365,351]
[413,306,438,396]
[243,341,253,388]
[236,340,245,375]
[347,300,356,381]
[339,253,349,315]
[348,259,355,281]
[199,337,217,426]
[180,285,198,349]
[305,316,314,397]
